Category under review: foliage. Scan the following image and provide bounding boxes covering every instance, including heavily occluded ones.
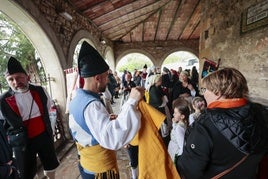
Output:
[0,11,45,92]
[116,53,153,73]
[163,51,197,64]
[163,54,182,64]
[116,52,198,73]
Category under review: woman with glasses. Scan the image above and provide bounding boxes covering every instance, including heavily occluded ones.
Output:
[176,67,268,178]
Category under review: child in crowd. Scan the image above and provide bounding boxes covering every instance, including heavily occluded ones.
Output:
[189,96,206,125]
[168,98,190,162]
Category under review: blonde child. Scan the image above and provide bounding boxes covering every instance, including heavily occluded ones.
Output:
[168,98,190,162]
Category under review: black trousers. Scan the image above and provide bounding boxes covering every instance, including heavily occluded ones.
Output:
[127,145,138,168]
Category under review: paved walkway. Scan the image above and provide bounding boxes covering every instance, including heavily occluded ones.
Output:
[36,95,132,179]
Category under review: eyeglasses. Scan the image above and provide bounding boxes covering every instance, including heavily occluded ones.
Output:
[200,87,206,94]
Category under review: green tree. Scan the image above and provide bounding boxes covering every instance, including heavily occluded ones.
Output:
[0,11,45,92]
[163,54,182,64]
[117,53,153,73]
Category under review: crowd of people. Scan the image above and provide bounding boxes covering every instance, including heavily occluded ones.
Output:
[120,65,268,179]
[0,41,267,179]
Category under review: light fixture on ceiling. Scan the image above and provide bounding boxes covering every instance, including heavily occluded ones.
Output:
[100,37,106,45]
[156,45,163,49]
[56,4,73,21]
[59,11,73,21]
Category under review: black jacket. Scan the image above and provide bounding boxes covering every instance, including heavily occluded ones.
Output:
[172,80,199,101]
[176,102,268,179]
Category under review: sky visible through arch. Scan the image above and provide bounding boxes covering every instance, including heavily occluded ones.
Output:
[116,51,199,74]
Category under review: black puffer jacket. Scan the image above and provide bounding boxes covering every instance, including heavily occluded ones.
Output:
[176,102,268,179]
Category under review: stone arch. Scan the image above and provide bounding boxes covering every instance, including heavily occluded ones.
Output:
[67,30,98,67]
[68,30,115,71]
[0,0,66,109]
[161,47,199,65]
[104,46,115,70]
[160,47,200,71]
[115,49,156,67]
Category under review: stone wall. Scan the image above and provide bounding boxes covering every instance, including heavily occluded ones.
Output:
[16,0,108,66]
[199,0,268,105]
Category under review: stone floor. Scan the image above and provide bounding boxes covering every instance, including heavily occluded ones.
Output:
[36,95,132,179]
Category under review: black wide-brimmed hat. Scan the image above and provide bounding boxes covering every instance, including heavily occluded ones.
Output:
[5,56,27,77]
[78,41,109,78]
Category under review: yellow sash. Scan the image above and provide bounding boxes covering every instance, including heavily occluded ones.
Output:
[76,143,119,173]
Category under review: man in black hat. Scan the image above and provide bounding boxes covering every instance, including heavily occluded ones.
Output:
[68,41,145,178]
[0,57,59,179]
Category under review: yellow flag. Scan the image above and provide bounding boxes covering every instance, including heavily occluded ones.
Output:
[137,101,180,179]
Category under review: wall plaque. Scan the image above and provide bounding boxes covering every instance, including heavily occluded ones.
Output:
[241,0,268,33]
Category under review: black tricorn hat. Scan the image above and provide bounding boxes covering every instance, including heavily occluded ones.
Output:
[143,64,147,69]
[78,41,109,78]
[5,57,27,77]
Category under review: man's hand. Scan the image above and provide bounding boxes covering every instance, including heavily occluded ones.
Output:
[129,87,145,101]
[187,84,194,91]
[109,114,118,120]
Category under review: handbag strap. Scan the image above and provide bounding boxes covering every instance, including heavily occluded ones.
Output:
[23,97,34,129]
[212,155,248,179]
[28,97,34,120]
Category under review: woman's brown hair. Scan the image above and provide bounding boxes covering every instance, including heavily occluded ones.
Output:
[201,67,249,99]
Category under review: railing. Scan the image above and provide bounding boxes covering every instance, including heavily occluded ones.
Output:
[50,100,67,149]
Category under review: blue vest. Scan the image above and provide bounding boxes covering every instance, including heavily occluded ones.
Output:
[69,89,102,146]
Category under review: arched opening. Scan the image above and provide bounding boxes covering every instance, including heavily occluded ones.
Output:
[161,51,200,87]
[104,46,115,70]
[115,53,154,78]
[162,51,199,72]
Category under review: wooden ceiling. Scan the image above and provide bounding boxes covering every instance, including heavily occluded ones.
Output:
[68,0,202,43]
